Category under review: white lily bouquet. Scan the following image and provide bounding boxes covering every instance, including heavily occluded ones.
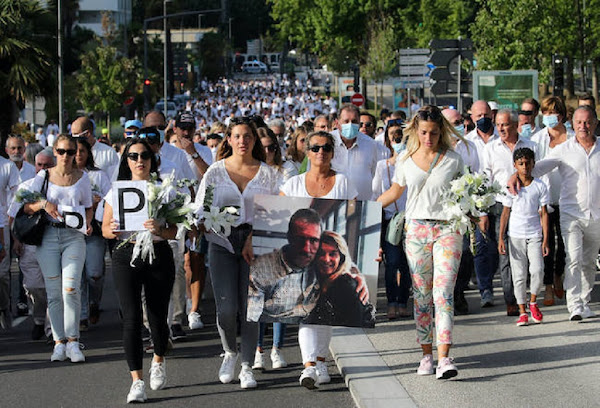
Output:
[443,167,503,253]
[202,185,240,237]
[119,173,199,265]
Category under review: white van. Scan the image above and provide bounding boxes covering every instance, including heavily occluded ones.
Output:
[242,61,268,74]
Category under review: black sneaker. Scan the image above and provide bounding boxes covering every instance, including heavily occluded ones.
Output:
[32,324,45,340]
[454,292,469,316]
[17,302,29,317]
[170,324,187,341]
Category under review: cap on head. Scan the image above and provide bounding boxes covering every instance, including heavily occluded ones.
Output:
[488,101,499,111]
[125,119,143,130]
[176,112,195,129]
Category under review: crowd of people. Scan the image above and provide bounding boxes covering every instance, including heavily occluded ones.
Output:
[2,77,599,402]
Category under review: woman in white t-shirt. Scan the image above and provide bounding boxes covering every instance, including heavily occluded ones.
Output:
[378,106,465,380]
[280,131,358,389]
[194,118,280,389]
[24,134,93,364]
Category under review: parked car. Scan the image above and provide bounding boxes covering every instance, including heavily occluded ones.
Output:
[154,100,178,118]
[270,62,280,72]
[242,60,268,74]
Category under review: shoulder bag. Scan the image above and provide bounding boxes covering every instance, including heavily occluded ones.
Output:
[386,152,441,245]
[12,170,50,246]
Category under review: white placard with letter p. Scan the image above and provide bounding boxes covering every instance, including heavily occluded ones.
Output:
[59,205,87,234]
[112,181,148,232]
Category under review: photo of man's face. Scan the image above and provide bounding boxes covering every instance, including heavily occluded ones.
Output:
[287,220,321,268]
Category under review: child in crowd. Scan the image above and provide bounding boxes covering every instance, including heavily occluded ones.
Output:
[498,147,550,326]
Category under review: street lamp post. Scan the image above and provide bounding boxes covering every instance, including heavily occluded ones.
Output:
[58,0,64,132]
[163,0,170,118]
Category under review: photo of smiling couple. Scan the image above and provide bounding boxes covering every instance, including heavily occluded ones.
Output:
[247,196,380,328]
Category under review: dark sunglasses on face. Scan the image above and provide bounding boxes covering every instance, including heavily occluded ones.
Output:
[360,121,374,128]
[309,144,334,153]
[387,119,404,127]
[124,131,136,137]
[264,144,278,152]
[518,110,534,116]
[127,151,152,161]
[56,148,76,156]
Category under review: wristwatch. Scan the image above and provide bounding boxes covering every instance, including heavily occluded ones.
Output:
[191,151,199,159]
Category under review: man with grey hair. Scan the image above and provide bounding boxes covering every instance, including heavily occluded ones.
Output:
[482,109,538,316]
[269,118,287,148]
[71,116,119,176]
[509,105,600,320]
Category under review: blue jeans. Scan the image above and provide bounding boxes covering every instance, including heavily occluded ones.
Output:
[382,238,411,306]
[80,234,105,320]
[36,226,86,341]
[473,203,516,305]
[257,322,286,349]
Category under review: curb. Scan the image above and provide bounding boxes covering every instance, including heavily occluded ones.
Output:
[330,327,417,408]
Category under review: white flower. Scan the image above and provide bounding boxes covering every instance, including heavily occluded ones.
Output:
[204,206,224,233]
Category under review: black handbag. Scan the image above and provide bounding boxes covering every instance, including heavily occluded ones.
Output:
[12,170,50,246]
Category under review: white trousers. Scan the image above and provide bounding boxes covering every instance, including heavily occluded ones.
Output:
[508,237,544,305]
[298,323,332,364]
[560,213,600,313]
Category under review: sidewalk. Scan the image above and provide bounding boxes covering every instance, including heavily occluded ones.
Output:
[330,273,600,408]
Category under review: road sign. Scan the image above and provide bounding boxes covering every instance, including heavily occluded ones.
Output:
[399,48,430,56]
[398,76,429,84]
[399,55,430,65]
[399,66,429,76]
[351,93,365,107]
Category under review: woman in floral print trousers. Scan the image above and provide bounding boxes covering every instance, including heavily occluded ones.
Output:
[378,105,465,380]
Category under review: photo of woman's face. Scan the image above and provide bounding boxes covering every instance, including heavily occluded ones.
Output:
[317,242,341,277]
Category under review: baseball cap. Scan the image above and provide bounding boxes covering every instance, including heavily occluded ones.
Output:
[488,101,499,111]
[176,112,195,129]
[125,119,143,130]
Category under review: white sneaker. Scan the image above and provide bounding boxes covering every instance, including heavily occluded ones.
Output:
[238,365,257,389]
[270,348,288,369]
[188,312,204,330]
[219,352,238,383]
[65,341,85,363]
[252,349,266,370]
[315,360,330,384]
[582,305,596,319]
[299,366,319,389]
[127,379,147,403]
[149,360,167,390]
[50,343,66,362]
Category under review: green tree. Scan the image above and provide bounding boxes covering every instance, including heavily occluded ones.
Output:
[0,0,54,147]
[363,20,396,111]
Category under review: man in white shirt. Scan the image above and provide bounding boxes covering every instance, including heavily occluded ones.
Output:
[482,109,538,316]
[6,135,36,183]
[0,154,20,328]
[515,106,600,320]
[173,112,212,180]
[71,116,119,177]
[329,104,379,201]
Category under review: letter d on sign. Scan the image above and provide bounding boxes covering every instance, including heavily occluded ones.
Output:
[118,187,145,230]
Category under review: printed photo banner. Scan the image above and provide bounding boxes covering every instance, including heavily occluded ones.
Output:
[111,181,149,232]
[58,205,87,234]
[248,195,382,328]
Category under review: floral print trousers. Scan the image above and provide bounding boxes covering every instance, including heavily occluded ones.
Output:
[405,219,463,345]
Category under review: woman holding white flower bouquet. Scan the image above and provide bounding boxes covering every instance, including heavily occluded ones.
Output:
[194,117,280,389]
[377,105,466,380]
[75,138,111,328]
[102,138,178,403]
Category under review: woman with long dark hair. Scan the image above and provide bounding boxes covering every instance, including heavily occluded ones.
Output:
[102,138,178,403]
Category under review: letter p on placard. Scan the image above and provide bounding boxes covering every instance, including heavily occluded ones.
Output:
[112,181,149,231]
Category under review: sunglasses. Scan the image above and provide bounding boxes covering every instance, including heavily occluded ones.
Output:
[309,144,334,153]
[71,130,89,138]
[137,132,161,144]
[264,144,278,152]
[124,131,136,137]
[127,151,152,161]
[360,121,374,127]
[387,119,404,127]
[451,120,463,126]
[518,110,534,116]
[417,110,442,121]
[56,148,77,156]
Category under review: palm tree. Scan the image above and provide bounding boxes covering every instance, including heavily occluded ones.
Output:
[0,0,54,150]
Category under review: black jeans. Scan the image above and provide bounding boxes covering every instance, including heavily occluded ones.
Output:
[543,205,566,285]
[112,241,175,371]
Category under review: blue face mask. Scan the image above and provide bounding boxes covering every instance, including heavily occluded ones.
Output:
[543,114,560,129]
[341,123,359,140]
[520,124,532,139]
[565,121,573,131]
[392,143,405,154]
[454,124,465,135]
[476,117,494,134]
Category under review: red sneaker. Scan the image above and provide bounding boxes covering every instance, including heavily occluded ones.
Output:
[516,314,529,326]
[529,303,543,323]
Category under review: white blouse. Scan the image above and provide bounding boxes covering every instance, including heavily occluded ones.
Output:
[394,150,464,221]
[280,172,357,200]
[195,160,280,225]
[372,159,406,220]
[30,169,93,222]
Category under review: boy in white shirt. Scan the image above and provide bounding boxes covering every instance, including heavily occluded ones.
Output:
[498,148,550,326]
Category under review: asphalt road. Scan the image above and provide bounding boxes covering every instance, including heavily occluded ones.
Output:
[0,261,354,408]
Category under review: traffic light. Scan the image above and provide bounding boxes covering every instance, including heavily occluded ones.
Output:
[143,79,151,112]
[553,54,564,96]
